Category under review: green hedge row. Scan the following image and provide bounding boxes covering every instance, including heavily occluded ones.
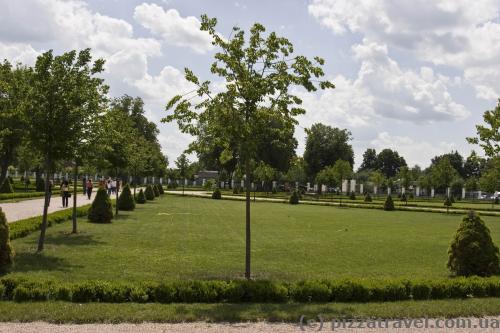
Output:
[2,277,500,303]
[9,205,90,240]
[0,190,62,201]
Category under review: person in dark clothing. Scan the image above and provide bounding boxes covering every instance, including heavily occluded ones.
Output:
[82,177,87,196]
[61,180,70,208]
[86,179,93,200]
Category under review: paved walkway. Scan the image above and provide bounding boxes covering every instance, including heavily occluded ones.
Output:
[0,190,119,223]
[2,320,500,333]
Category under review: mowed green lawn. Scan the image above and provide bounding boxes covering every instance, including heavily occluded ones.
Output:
[6,195,500,282]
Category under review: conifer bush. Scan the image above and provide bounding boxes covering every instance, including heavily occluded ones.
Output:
[349,191,356,200]
[212,188,222,199]
[117,185,135,211]
[0,208,14,269]
[153,185,160,197]
[289,190,300,204]
[444,196,453,214]
[384,195,394,211]
[35,177,45,192]
[364,193,372,202]
[145,185,155,200]
[0,179,13,193]
[88,188,113,223]
[136,189,146,204]
[158,185,165,195]
[447,211,500,277]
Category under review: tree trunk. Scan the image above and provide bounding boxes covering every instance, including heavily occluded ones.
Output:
[72,163,78,234]
[37,159,51,252]
[245,158,251,280]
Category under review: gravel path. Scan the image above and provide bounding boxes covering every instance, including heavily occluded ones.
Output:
[0,190,114,223]
[1,320,500,333]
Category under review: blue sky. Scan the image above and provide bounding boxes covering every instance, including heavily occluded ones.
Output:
[1,0,498,168]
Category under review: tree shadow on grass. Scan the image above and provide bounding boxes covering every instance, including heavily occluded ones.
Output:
[44,231,105,247]
[169,303,356,322]
[7,252,81,274]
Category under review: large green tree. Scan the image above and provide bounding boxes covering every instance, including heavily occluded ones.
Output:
[467,100,500,158]
[431,151,465,179]
[175,153,190,195]
[376,149,407,178]
[431,157,458,192]
[164,16,333,279]
[303,123,353,178]
[26,49,106,251]
[358,148,378,172]
[0,60,29,186]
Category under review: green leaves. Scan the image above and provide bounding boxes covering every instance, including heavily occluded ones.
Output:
[467,100,500,158]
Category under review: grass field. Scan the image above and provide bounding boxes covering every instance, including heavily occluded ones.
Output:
[5,195,500,282]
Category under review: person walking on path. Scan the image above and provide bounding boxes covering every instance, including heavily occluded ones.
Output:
[106,179,112,196]
[61,180,71,208]
[111,178,117,194]
[82,177,87,196]
[86,179,93,200]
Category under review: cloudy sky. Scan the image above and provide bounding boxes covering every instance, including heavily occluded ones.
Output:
[1,0,498,168]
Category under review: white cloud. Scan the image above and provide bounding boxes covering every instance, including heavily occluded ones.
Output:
[0,42,39,64]
[308,0,500,101]
[297,39,467,128]
[370,132,457,167]
[133,3,213,54]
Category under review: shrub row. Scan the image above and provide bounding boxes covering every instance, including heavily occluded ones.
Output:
[3,277,500,303]
[8,205,90,240]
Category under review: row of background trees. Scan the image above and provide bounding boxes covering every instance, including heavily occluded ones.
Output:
[0,50,167,251]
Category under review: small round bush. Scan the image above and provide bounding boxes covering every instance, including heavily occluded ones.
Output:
[0,208,14,269]
[212,188,222,199]
[0,179,13,194]
[136,189,146,204]
[145,185,155,200]
[289,190,300,205]
[349,191,356,200]
[447,211,500,277]
[117,184,135,211]
[384,195,394,211]
[88,187,113,223]
[364,193,372,202]
[153,185,160,197]
[232,187,240,194]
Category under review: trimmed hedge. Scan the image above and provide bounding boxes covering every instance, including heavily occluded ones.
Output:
[0,190,62,202]
[88,188,113,223]
[158,185,165,195]
[3,276,500,303]
[0,180,13,193]
[289,191,300,204]
[212,188,222,199]
[0,208,14,269]
[9,205,90,240]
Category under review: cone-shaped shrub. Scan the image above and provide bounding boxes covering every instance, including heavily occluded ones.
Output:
[384,195,394,211]
[289,190,300,204]
[349,191,356,200]
[136,189,146,204]
[153,185,160,197]
[444,196,452,213]
[145,185,155,200]
[212,188,221,199]
[0,179,13,193]
[364,193,372,202]
[0,208,14,269]
[447,211,500,276]
[88,188,113,223]
[35,177,45,192]
[158,185,165,195]
[117,185,135,211]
